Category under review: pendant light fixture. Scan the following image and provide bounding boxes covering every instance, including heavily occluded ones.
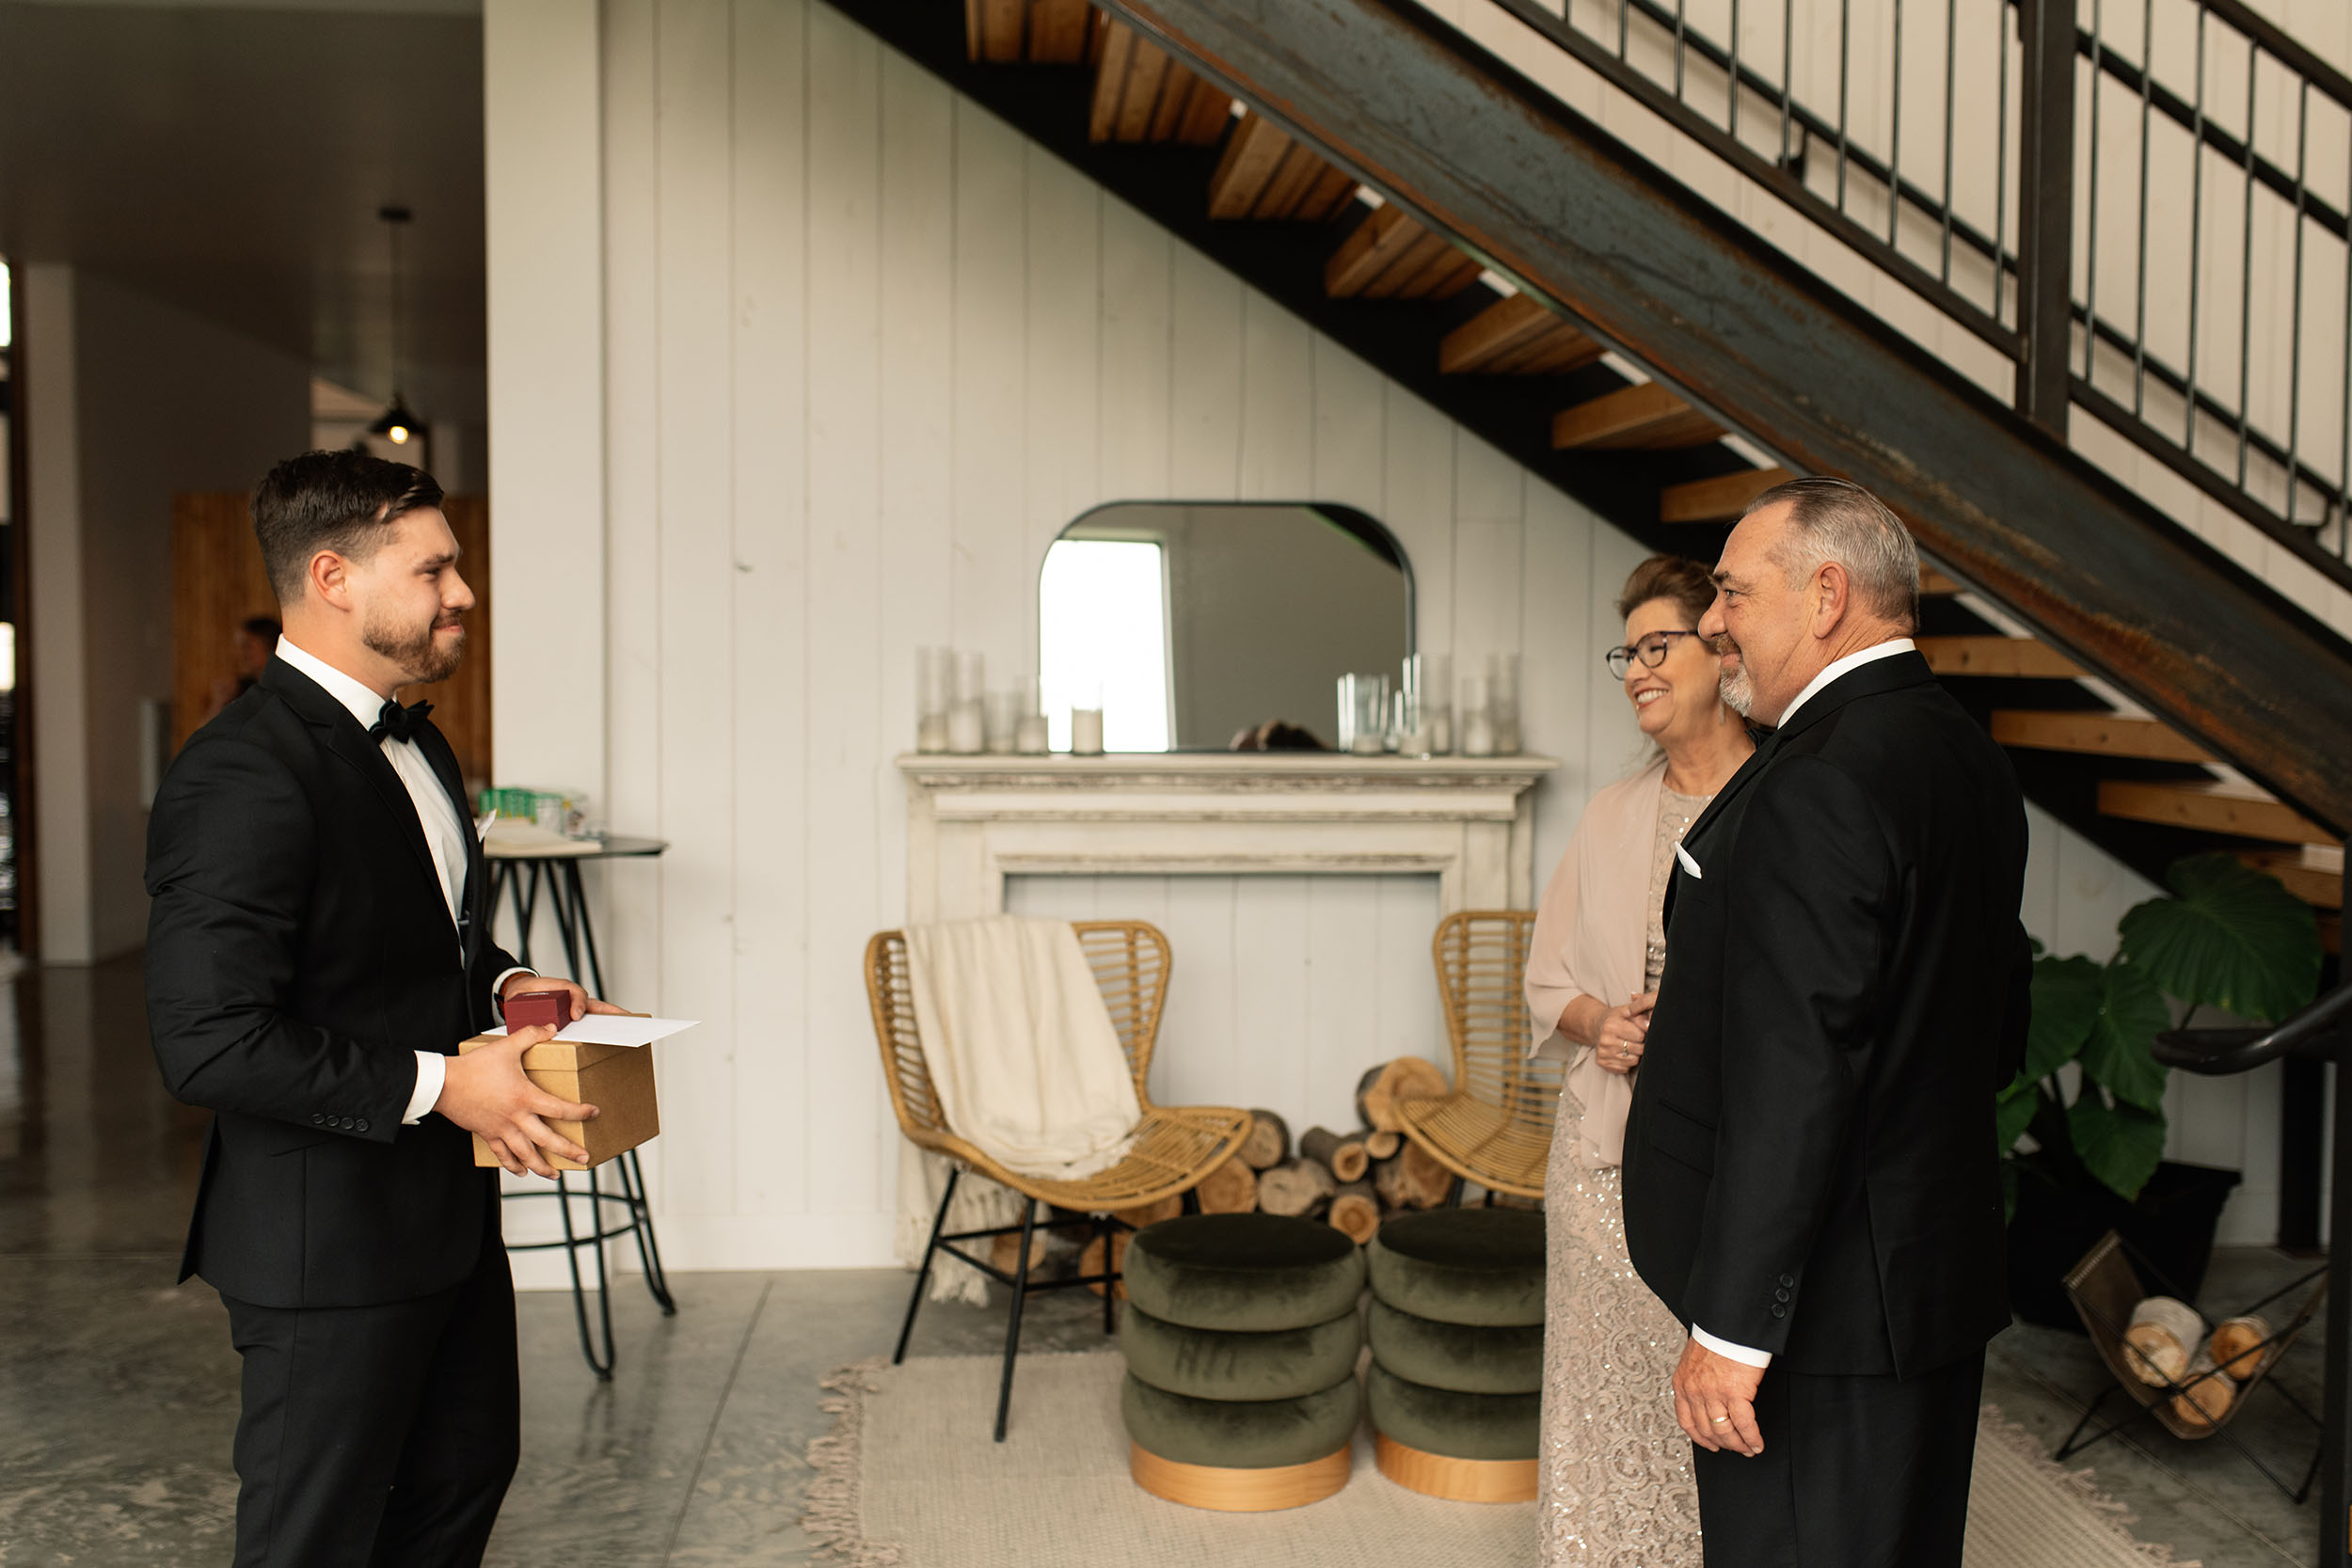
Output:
[367,205,422,447]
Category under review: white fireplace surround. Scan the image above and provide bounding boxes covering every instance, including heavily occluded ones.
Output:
[898,752,1559,922]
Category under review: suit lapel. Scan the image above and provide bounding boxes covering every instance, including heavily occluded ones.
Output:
[261,658,444,898]
[414,721,485,963]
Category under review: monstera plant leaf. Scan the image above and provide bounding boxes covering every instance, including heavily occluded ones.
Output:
[2074,959,2173,1113]
[1995,1077,2042,1156]
[2069,1090,2168,1202]
[2120,854,2323,1023]
[2023,955,2103,1083]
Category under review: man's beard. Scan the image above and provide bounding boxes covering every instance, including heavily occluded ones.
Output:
[365,609,465,685]
[1717,642,1755,718]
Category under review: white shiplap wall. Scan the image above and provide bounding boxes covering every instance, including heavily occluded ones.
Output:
[485,0,2286,1268]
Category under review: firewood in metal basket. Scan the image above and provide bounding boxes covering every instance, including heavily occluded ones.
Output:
[2209,1314,2272,1382]
[2169,1349,2236,1428]
[2122,1295,2201,1387]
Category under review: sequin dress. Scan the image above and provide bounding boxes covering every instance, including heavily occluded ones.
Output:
[1538,786,1708,1566]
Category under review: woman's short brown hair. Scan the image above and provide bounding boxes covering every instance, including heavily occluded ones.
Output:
[1614,553,1717,628]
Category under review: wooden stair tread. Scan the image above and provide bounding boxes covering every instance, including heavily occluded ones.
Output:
[1551,383,1722,451]
[1207,111,1357,221]
[2097,779,2332,846]
[966,0,1098,64]
[1659,466,1791,523]
[2238,849,2344,910]
[1989,711,2215,764]
[1919,566,1963,595]
[1091,22,1230,145]
[1915,636,2085,679]
[1438,293,1600,374]
[1325,206,1482,300]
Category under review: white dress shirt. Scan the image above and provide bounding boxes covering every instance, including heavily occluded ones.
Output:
[1692,637,1916,1371]
[275,640,528,1124]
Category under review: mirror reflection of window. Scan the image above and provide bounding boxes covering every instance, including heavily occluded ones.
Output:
[1041,503,1411,752]
[1039,538,1172,752]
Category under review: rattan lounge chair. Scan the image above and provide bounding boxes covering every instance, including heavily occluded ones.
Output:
[1392,911,1563,1202]
[866,918,1252,1438]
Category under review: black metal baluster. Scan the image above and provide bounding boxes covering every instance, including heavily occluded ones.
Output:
[2086,0,2105,382]
[1727,0,1740,141]
[2287,78,2310,527]
[1673,0,1686,103]
[2017,0,2078,430]
[1779,0,1794,170]
[1994,0,2011,324]
[2133,0,2153,416]
[2186,6,2208,453]
[1940,0,1956,288]
[1836,0,1852,211]
[1888,0,1904,248]
[2339,106,2351,560]
[2237,40,2260,488]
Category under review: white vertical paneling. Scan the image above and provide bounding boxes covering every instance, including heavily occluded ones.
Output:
[876,45,958,1202]
[651,0,739,1218]
[1098,198,1172,499]
[800,5,883,1219]
[729,0,812,1220]
[544,13,2270,1268]
[950,103,1030,665]
[1168,244,1244,495]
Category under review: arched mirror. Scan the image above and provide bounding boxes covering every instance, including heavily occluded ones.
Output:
[1039,502,1412,752]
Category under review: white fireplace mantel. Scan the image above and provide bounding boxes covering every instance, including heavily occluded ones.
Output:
[898,752,1558,923]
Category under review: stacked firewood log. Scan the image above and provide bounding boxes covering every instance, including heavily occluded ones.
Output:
[1196,1057,1460,1245]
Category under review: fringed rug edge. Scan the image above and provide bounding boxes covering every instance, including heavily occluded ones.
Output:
[801,1356,906,1567]
[1978,1402,2201,1568]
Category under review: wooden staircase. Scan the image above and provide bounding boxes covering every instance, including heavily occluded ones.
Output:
[930,0,2344,941]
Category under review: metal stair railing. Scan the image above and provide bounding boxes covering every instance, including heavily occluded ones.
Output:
[1479,0,2352,594]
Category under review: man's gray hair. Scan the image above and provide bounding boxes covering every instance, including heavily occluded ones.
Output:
[1740,476,1920,631]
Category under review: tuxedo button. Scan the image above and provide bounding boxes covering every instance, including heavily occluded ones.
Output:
[1773,1288,1791,1304]
[1778,1274,1796,1288]
[310,1113,326,1125]
[356,1118,371,1133]
[1770,1303,1788,1319]
[340,1117,356,1130]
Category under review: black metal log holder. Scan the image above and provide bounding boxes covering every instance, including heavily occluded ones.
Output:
[2058,1228,2328,1502]
[893,1165,1135,1441]
[2153,976,2352,1563]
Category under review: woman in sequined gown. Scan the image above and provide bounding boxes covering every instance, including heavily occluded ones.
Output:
[1524,555,1756,1566]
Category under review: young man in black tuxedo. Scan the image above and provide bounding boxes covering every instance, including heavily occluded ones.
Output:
[1621,478,2033,1567]
[146,451,624,1567]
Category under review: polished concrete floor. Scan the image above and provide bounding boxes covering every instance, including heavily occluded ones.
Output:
[0,958,2333,1565]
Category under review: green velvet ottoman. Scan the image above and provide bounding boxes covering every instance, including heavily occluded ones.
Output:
[1363,1208,1544,1501]
[1117,1213,1367,1511]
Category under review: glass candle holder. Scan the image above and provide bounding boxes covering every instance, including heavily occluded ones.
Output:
[1487,651,1521,755]
[1337,673,1391,756]
[1014,676,1050,755]
[948,650,987,754]
[1405,652,1451,756]
[1459,671,1496,758]
[1068,680,1104,755]
[984,691,1023,754]
[915,646,952,753]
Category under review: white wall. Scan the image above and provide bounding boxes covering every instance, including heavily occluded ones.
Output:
[22,266,310,964]
[480,0,2296,1270]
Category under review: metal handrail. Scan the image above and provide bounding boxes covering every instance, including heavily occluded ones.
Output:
[2153,976,2352,1075]
[1480,0,2352,592]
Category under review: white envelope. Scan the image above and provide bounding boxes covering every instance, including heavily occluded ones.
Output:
[485,1015,698,1049]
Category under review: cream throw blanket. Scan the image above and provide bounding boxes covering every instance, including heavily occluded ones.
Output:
[893,916,1143,1304]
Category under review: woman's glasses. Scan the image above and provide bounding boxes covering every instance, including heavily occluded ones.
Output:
[1604,629,1702,680]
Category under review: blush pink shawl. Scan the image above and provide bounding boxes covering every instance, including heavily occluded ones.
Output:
[1525,759,1666,1168]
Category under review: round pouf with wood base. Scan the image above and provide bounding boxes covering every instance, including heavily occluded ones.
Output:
[1118,1213,1366,1512]
[1363,1207,1544,1501]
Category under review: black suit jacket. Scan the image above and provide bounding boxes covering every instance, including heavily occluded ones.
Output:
[1621,650,2032,1379]
[145,657,518,1309]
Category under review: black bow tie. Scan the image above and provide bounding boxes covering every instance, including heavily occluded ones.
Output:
[370,699,433,744]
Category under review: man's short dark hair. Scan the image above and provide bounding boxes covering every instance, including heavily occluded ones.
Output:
[252,451,444,604]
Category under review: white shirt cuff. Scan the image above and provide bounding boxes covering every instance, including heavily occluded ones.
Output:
[1692,1324,1773,1369]
[405,1050,448,1125]
[490,967,536,1017]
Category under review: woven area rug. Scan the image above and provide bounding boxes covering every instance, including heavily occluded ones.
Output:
[803,1353,2191,1567]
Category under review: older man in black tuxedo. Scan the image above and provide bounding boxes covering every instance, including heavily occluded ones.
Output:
[1621,477,2033,1566]
[147,451,623,1567]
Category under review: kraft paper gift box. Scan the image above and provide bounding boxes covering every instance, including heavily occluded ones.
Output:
[459,1001,660,1173]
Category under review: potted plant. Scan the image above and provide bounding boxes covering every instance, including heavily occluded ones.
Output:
[2001,853,2322,1328]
